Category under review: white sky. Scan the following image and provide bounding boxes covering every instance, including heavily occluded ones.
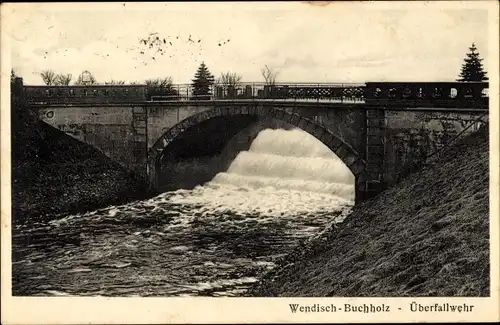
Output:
[5,2,491,85]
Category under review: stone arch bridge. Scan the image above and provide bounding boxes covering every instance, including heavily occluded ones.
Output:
[22,80,489,203]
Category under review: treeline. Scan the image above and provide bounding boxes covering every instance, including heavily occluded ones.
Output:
[33,62,279,100]
[36,69,181,100]
[38,69,173,87]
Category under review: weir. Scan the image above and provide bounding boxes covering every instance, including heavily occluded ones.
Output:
[211,128,355,201]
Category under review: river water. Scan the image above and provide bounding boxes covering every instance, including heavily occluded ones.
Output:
[12,128,355,297]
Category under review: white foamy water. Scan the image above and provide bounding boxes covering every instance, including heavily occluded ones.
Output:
[168,128,355,215]
[245,128,338,158]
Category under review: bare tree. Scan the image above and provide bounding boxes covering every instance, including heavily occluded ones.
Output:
[145,77,178,100]
[215,72,243,99]
[104,80,126,85]
[216,72,242,87]
[261,65,279,86]
[75,71,97,85]
[40,70,57,85]
[55,74,72,85]
[145,77,173,88]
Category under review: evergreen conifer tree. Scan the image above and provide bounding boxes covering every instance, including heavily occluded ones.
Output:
[191,62,215,99]
[457,43,488,82]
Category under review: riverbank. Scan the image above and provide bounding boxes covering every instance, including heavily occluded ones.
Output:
[250,126,489,297]
[11,120,149,227]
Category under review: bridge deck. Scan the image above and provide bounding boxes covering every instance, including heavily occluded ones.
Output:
[31,99,488,113]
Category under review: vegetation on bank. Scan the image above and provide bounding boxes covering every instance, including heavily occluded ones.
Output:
[250,126,490,297]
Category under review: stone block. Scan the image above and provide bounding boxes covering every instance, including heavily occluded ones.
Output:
[215,106,223,116]
[275,109,285,120]
[281,111,293,123]
[135,128,146,135]
[289,114,300,125]
[206,108,218,118]
[169,126,181,138]
[256,105,266,116]
[320,132,334,145]
[335,145,350,160]
[198,111,211,121]
[261,105,272,115]
[327,136,344,151]
[367,118,385,127]
[366,134,384,144]
[133,113,147,121]
[366,164,384,175]
[220,106,230,115]
[343,154,358,168]
[312,124,326,140]
[133,106,146,114]
[133,120,146,128]
[232,106,243,115]
[350,158,366,176]
[297,118,308,130]
[134,134,146,142]
[305,120,317,134]
[366,145,385,156]
[179,119,192,130]
[248,105,257,115]
[366,129,385,137]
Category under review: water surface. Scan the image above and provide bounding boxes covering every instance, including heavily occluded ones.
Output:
[12,128,354,296]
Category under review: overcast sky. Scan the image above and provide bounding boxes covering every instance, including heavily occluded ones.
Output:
[6,2,491,85]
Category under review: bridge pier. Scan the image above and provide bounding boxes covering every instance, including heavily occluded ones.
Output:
[363,108,387,200]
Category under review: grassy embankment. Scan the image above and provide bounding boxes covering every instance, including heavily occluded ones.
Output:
[11,120,148,227]
[251,126,490,297]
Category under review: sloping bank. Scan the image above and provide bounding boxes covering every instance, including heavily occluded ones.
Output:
[250,126,489,297]
[12,121,148,226]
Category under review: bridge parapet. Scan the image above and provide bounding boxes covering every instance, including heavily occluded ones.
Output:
[24,84,147,105]
[364,81,488,109]
[25,81,488,109]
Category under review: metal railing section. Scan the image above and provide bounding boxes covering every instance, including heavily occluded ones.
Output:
[150,82,367,103]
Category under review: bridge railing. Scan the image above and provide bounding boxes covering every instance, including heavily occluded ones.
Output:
[150,82,367,103]
[24,81,489,108]
[364,82,489,108]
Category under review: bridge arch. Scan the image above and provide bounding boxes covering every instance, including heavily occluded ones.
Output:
[147,105,367,201]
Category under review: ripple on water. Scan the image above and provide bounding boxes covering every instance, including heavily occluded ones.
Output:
[13,128,355,297]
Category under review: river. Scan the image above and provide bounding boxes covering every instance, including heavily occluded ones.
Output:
[12,128,355,297]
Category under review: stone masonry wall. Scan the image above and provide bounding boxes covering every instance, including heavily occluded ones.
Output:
[384,110,487,185]
[39,105,145,172]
